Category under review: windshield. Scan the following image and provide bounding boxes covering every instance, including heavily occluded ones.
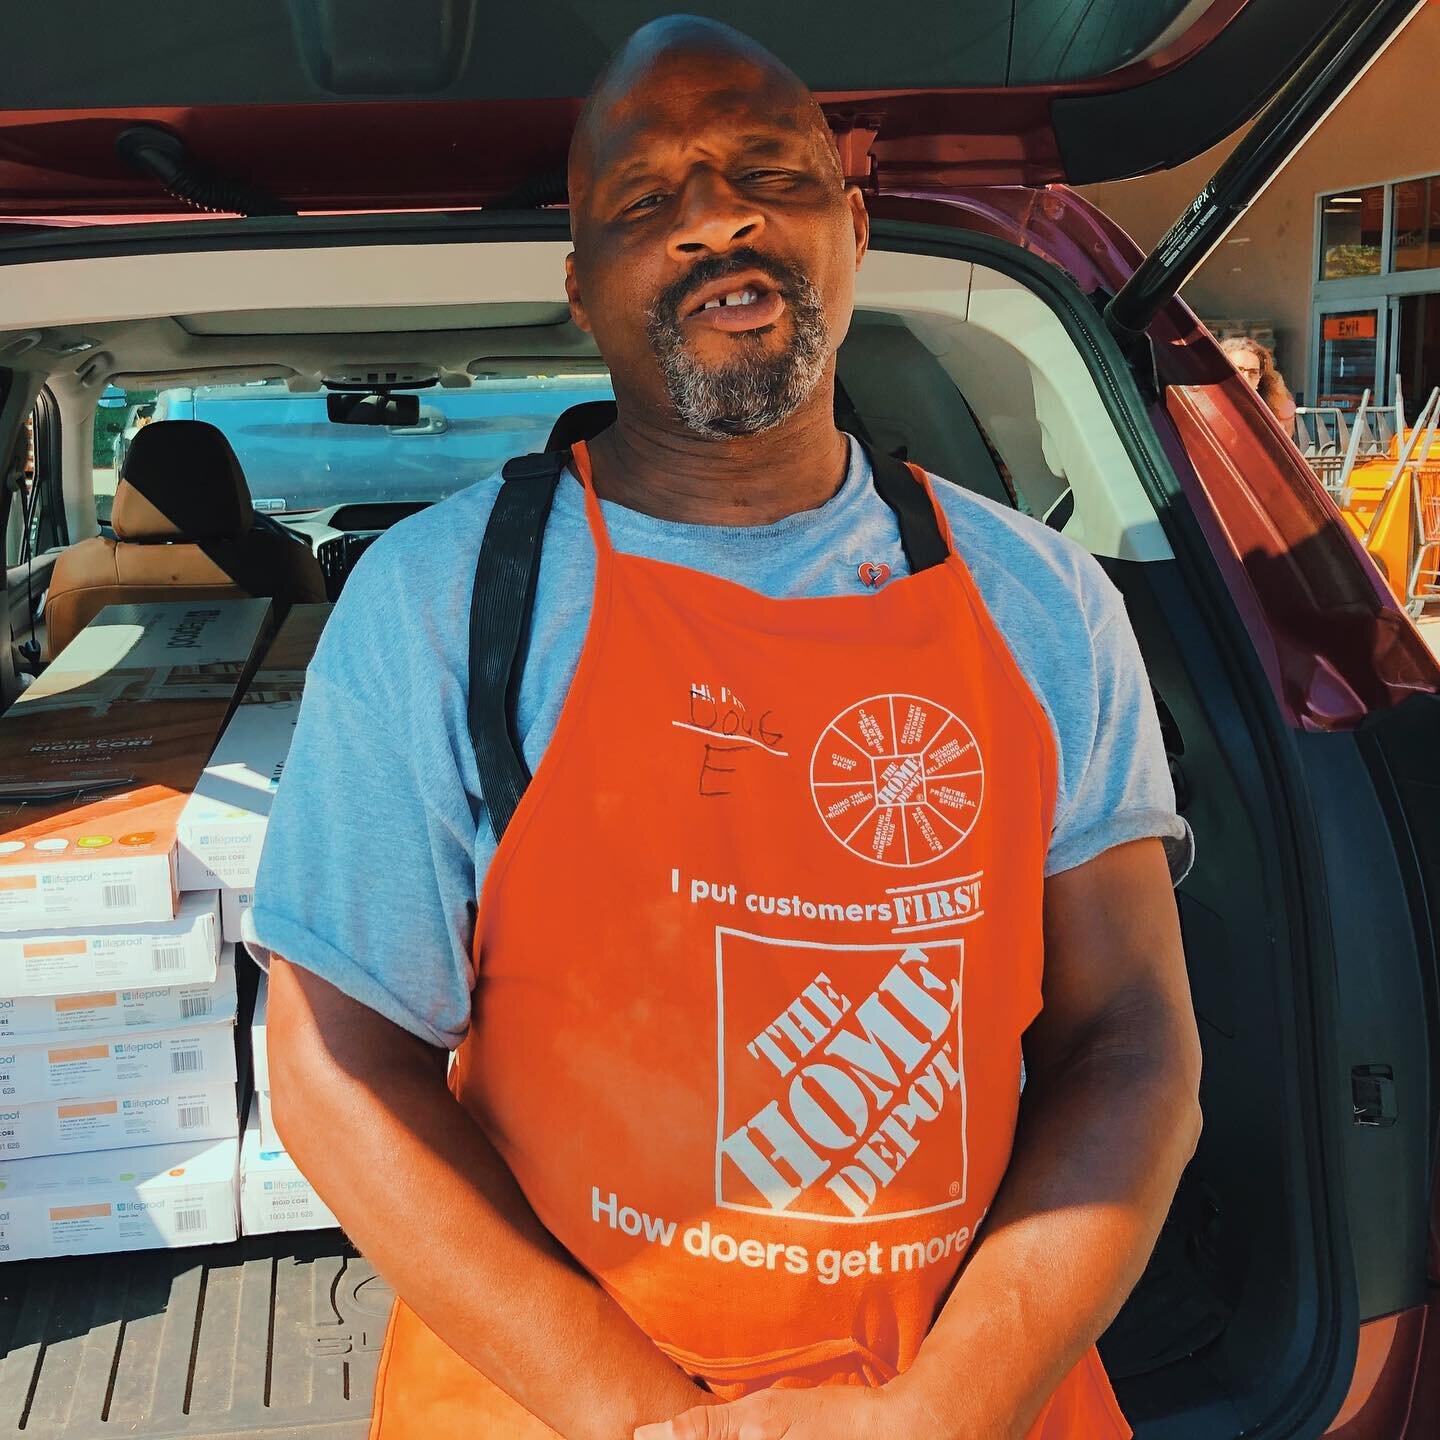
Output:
[94,373,614,517]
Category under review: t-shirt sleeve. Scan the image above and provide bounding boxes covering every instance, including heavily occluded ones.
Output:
[1045,579,1194,884]
[248,537,481,1050]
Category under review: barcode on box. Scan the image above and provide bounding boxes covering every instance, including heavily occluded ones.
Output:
[172,1205,208,1235]
[103,884,137,911]
[180,994,212,1019]
[177,1104,210,1130]
[151,945,186,973]
[170,1049,203,1075]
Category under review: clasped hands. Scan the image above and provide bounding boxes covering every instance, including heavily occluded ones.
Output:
[634,1379,993,1440]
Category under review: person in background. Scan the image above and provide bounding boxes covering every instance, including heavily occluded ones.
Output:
[1220,335,1297,427]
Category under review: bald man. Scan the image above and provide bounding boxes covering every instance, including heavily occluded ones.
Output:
[257,16,1200,1440]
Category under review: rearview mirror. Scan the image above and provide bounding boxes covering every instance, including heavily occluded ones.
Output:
[326,391,421,427]
[97,387,127,410]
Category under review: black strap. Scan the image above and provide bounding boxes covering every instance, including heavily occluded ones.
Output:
[859,441,949,575]
[469,441,947,844]
[468,451,565,843]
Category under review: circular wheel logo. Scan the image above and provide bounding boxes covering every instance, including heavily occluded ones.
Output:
[810,694,983,868]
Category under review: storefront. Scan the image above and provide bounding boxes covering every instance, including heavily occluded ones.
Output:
[1313,174,1440,411]
[1078,2,1440,412]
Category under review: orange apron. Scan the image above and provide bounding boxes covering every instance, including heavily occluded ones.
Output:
[370,443,1130,1439]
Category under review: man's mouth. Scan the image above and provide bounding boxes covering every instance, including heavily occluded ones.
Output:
[681,275,787,333]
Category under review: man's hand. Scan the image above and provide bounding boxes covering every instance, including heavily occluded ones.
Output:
[634,1386,921,1440]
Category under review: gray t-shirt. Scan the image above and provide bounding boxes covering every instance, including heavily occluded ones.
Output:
[251,441,1192,1049]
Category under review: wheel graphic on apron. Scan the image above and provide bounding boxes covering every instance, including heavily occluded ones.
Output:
[810,694,984,867]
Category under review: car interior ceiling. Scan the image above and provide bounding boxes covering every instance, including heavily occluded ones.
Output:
[0,276,1335,1436]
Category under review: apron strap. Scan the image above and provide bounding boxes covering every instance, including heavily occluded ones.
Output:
[469,440,947,844]
[468,451,566,844]
[860,441,950,573]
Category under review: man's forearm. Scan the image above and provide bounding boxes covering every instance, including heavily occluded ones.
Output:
[267,960,710,1440]
[894,1000,1202,1439]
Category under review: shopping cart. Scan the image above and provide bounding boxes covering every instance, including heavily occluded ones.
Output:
[1404,391,1440,615]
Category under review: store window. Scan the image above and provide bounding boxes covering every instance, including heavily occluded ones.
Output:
[1319,186,1384,279]
[1393,174,1440,272]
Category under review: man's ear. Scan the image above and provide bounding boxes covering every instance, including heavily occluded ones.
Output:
[845,187,870,270]
[565,253,593,334]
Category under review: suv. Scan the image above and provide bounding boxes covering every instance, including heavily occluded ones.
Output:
[0,3,1435,1438]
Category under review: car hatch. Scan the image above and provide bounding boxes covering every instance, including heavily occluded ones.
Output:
[0,0,1423,218]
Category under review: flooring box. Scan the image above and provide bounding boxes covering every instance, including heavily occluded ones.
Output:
[252,968,271,1093]
[239,1105,337,1235]
[256,1086,279,1153]
[0,890,220,999]
[29,599,275,689]
[0,942,237,1041]
[176,605,331,893]
[0,602,272,929]
[0,1017,237,1105]
[0,1080,239,1161]
[222,886,253,944]
[0,1134,239,1261]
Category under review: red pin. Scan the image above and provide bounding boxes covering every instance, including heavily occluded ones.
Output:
[857,561,892,589]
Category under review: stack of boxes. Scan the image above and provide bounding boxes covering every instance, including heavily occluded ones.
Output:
[240,971,338,1234]
[176,603,339,1235]
[0,601,272,1260]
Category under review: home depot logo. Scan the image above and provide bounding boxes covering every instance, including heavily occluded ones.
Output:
[715,931,966,1222]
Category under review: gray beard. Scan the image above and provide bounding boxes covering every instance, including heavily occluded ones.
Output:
[645,277,831,438]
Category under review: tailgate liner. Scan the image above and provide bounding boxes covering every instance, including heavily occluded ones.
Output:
[0,1234,387,1439]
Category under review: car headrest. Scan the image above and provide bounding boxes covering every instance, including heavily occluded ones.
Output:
[545,400,618,452]
[112,420,255,543]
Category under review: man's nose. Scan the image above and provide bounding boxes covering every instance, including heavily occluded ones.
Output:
[666,169,765,262]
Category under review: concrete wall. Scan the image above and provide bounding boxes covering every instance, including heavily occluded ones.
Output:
[1077,2,1440,395]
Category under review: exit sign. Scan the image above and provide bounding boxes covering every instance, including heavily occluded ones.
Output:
[1323,314,1377,342]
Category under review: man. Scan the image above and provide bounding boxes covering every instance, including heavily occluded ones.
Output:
[256,16,1201,1440]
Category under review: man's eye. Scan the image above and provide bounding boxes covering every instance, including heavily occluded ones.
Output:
[625,192,668,214]
[741,169,790,183]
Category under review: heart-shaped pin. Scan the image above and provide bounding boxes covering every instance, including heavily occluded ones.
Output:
[857,561,892,589]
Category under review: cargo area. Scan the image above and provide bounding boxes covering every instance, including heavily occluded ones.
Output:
[0,214,1428,1439]
[0,1234,381,1440]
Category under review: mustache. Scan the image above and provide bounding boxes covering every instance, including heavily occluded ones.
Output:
[650,247,813,328]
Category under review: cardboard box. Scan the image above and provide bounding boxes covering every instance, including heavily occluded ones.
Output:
[252,968,271,1092]
[222,886,253,944]
[0,890,220,998]
[177,606,330,893]
[245,604,331,700]
[256,1085,279,1152]
[0,945,237,1041]
[239,1104,337,1235]
[177,700,300,891]
[0,1081,239,1161]
[32,599,275,685]
[0,1018,237,1106]
[0,1134,239,1261]
[0,603,271,929]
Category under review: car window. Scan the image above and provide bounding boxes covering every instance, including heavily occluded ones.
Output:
[93,386,156,525]
[98,374,615,517]
[7,394,63,568]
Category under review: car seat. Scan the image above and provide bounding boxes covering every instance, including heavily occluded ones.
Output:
[42,419,329,659]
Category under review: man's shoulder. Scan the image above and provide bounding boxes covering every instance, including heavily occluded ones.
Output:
[925,472,1120,644]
